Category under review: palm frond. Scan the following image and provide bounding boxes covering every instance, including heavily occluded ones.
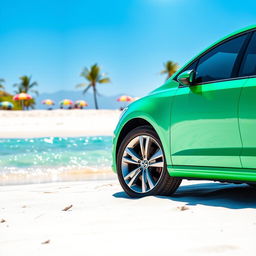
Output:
[77,64,110,109]
[161,61,179,79]
[90,64,100,81]
[29,81,38,89]
[98,78,110,84]
[83,85,91,95]
[76,83,88,88]
[30,89,39,96]
[80,67,90,78]
[13,75,39,94]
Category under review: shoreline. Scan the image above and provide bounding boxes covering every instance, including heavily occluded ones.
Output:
[0,168,116,187]
[0,168,116,186]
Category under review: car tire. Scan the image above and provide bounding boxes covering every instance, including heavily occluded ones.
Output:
[117,125,181,198]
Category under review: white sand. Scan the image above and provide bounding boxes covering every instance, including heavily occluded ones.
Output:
[0,109,256,255]
[0,179,256,256]
[0,109,121,138]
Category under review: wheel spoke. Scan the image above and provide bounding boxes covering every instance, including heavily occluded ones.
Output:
[144,136,151,159]
[124,167,141,180]
[139,136,145,159]
[122,156,139,165]
[125,147,141,162]
[128,168,142,187]
[145,169,154,189]
[141,170,146,193]
[149,149,163,162]
[149,161,164,168]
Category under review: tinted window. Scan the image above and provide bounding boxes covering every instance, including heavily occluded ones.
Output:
[175,60,198,82]
[239,32,256,76]
[183,61,198,72]
[195,34,247,83]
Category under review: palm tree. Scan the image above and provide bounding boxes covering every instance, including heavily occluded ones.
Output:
[161,61,179,80]
[13,76,38,110]
[0,78,5,91]
[76,64,110,109]
[13,76,38,95]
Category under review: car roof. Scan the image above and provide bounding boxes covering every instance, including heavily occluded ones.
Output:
[171,25,256,79]
[210,24,256,48]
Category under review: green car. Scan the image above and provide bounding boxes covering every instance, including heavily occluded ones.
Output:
[112,25,256,197]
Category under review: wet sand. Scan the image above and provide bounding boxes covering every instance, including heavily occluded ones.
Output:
[0,168,115,186]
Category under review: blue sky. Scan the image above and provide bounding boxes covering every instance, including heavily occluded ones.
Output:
[0,0,256,97]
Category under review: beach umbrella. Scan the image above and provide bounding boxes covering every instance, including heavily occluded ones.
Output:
[42,99,55,105]
[13,92,32,110]
[117,95,134,102]
[117,95,134,110]
[42,99,55,110]
[59,99,73,109]
[0,101,14,110]
[75,100,88,109]
[13,92,32,101]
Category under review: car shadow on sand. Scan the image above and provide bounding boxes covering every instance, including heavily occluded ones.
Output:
[113,182,256,209]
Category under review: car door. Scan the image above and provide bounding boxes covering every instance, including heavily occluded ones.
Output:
[238,31,256,168]
[170,32,249,168]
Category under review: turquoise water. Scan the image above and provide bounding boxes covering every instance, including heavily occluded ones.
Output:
[0,136,113,184]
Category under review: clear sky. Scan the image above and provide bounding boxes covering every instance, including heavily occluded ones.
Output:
[0,0,256,97]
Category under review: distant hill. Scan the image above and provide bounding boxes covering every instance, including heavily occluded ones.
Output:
[35,90,136,109]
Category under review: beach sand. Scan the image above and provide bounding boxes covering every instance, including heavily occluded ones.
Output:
[0,179,256,256]
[0,109,256,255]
[0,109,120,138]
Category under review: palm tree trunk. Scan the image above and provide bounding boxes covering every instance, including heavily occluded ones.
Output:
[93,86,99,109]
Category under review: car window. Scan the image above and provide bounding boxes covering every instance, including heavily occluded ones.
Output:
[175,60,198,82]
[239,32,256,77]
[182,61,197,73]
[195,34,247,83]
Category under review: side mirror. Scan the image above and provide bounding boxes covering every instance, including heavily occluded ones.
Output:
[177,70,195,87]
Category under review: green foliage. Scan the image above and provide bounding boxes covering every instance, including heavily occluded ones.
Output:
[13,75,38,109]
[14,75,38,94]
[0,91,22,110]
[23,98,36,110]
[76,64,110,109]
[161,61,179,80]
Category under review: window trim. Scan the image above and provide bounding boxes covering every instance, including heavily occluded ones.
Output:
[176,28,256,88]
[238,31,256,77]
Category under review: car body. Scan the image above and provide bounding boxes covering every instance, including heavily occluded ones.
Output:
[113,25,256,197]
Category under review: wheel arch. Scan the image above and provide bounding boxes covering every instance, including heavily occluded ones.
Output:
[115,118,154,157]
[114,116,172,172]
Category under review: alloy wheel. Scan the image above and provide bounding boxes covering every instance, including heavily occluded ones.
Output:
[121,135,164,193]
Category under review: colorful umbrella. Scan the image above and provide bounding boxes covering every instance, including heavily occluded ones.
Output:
[13,93,32,101]
[13,93,32,110]
[59,99,73,109]
[60,99,73,105]
[0,101,14,110]
[75,100,88,108]
[117,95,134,102]
[42,99,55,105]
